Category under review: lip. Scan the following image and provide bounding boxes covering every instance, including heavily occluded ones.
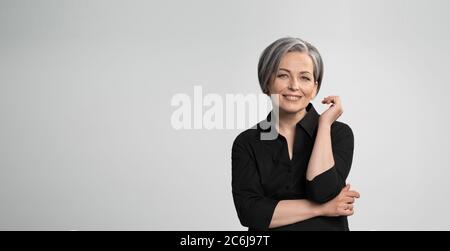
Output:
[282,94,302,101]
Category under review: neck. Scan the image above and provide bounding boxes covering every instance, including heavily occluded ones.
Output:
[276,108,307,132]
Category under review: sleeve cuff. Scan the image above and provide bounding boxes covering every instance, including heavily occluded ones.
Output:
[246,198,279,230]
[306,167,341,203]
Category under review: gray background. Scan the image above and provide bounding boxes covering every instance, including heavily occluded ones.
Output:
[1,0,449,230]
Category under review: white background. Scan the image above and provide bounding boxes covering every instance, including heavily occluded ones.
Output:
[1,0,450,230]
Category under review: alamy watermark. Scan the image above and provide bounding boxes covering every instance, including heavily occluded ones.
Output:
[170,86,279,140]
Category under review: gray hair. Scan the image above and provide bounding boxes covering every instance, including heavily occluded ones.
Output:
[257,37,324,95]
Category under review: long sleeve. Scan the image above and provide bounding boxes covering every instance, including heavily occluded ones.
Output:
[231,138,279,230]
[306,123,354,203]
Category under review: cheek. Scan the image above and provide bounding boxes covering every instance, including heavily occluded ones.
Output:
[301,86,315,98]
[269,79,286,93]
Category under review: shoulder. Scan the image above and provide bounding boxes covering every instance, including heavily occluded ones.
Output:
[231,125,262,160]
[233,125,261,148]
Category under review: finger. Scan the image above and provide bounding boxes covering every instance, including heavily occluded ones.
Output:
[344,191,360,198]
[337,206,347,214]
[321,96,334,103]
[324,98,340,107]
[329,96,340,106]
[346,209,354,216]
[338,207,354,216]
[326,95,340,103]
[322,96,334,104]
[342,197,355,204]
[338,203,351,210]
[350,190,360,198]
[340,203,354,212]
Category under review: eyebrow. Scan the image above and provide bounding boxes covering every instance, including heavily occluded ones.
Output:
[278,68,312,75]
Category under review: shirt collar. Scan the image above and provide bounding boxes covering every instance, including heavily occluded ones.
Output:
[298,103,320,138]
[259,103,320,139]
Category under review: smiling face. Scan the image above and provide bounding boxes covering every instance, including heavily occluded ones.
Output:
[267,51,318,114]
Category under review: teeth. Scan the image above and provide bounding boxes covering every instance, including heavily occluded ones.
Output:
[283,95,301,101]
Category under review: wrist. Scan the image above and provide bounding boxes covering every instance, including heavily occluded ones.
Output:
[313,202,326,217]
[318,120,332,130]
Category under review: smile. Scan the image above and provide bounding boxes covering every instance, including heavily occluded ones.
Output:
[282,94,302,101]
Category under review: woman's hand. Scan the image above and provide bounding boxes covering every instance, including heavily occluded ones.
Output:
[319,95,343,127]
[320,184,360,217]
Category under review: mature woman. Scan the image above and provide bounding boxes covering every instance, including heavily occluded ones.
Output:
[231,37,360,231]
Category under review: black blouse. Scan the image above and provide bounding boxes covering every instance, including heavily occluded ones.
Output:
[231,103,354,231]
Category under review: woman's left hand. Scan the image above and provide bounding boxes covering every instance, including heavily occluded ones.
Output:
[319,95,343,127]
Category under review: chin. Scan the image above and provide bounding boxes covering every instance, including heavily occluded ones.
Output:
[279,103,307,114]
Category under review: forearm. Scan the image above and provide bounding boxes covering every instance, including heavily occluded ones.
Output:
[269,199,322,229]
[306,123,334,181]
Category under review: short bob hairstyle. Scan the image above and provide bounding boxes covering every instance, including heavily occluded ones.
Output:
[257,37,324,95]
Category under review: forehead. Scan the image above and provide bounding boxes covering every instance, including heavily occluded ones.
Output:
[279,52,313,72]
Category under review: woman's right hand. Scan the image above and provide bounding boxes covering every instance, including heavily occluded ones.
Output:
[320,184,360,217]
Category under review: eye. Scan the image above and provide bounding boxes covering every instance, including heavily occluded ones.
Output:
[301,76,311,81]
[277,74,289,79]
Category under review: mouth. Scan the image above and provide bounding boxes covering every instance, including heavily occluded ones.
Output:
[282,94,302,101]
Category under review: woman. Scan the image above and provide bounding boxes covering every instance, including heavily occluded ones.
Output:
[231,37,360,231]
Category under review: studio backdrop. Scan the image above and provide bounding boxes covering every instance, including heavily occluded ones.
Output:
[1,0,450,230]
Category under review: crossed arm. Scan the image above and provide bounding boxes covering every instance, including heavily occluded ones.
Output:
[232,117,358,230]
[269,121,358,229]
[269,185,357,228]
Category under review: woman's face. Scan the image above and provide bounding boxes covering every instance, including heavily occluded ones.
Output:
[267,52,318,114]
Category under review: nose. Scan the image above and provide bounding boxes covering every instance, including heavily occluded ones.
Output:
[288,79,300,91]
